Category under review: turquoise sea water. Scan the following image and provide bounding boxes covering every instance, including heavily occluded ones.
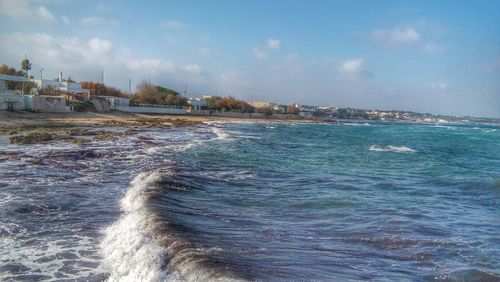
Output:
[1,122,499,281]
[160,122,500,280]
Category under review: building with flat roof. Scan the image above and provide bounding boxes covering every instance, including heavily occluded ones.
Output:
[0,73,26,94]
[31,75,89,95]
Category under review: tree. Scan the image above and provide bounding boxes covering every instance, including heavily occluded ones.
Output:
[213,96,254,113]
[21,58,32,76]
[20,57,32,95]
[80,81,128,98]
[286,105,300,115]
[131,81,163,105]
[80,81,105,96]
[256,107,273,116]
[0,65,25,90]
[0,64,23,76]
[204,96,221,109]
[130,81,189,106]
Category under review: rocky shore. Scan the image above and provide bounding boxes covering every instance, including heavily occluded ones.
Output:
[0,111,312,146]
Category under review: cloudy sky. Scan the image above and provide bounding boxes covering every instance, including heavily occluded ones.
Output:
[1,0,499,117]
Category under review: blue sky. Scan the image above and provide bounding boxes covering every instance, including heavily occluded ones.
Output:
[1,0,499,117]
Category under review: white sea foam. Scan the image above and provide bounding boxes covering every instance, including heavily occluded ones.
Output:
[369,145,417,153]
[0,232,103,281]
[101,172,242,281]
[211,127,231,140]
[101,172,170,281]
[344,122,372,126]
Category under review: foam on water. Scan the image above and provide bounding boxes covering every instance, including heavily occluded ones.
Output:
[211,127,231,140]
[100,171,243,282]
[369,145,417,153]
[344,122,373,126]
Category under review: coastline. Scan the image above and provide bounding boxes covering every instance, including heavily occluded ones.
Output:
[0,111,314,146]
[0,111,314,130]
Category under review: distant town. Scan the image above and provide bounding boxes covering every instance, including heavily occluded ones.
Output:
[1,59,498,125]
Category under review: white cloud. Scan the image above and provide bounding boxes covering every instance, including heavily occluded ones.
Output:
[338,58,373,80]
[0,32,205,92]
[183,64,202,74]
[252,48,268,60]
[372,28,421,44]
[267,38,281,49]
[88,38,112,52]
[126,59,175,73]
[161,20,184,29]
[36,6,55,22]
[339,58,363,76]
[430,82,448,90]
[81,16,119,27]
[423,42,443,55]
[0,0,56,23]
[61,15,70,24]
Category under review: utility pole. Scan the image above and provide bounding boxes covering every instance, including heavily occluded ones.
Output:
[129,78,132,98]
[40,68,43,90]
[101,69,104,85]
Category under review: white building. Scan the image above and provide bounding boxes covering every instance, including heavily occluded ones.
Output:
[30,73,90,98]
[187,98,206,112]
[0,73,26,94]
[272,104,287,114]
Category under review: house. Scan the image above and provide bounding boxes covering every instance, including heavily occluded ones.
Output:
[187,98,206,112]
[30,72,90,100]
[0,73,26,94]
[272,104,287,114]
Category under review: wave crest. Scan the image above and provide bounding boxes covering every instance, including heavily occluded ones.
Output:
[369,145,416,153]
[101,171,241,281]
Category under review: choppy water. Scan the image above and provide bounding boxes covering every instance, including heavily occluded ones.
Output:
[1,122,499,281]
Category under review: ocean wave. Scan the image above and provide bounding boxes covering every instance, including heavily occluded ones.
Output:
[344,122,373,126]
[369,145,416,153]
[211,127,231,140]
[101,171,242,282]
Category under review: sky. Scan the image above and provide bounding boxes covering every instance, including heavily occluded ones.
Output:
[0,0,499,117]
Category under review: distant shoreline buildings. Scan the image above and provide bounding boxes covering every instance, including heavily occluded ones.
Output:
[0,66,497,125]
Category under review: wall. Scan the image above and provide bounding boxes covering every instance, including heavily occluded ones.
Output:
[211,111,265,118]
[32,96,71,112]
[91,99,111,112]
[101,97,130,109]
[0,94,26,111]
[115,106,187,115]
[188,110,212,116]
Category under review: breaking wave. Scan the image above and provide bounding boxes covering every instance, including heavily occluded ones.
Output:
[100,171,242,282]
[369,145,417,153]
[211,127,231,140]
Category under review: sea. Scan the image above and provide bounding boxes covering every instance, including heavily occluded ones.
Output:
[0,121,499,281]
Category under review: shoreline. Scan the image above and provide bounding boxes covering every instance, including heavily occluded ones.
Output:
[0,111,315,131]
[0,111,315,146]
